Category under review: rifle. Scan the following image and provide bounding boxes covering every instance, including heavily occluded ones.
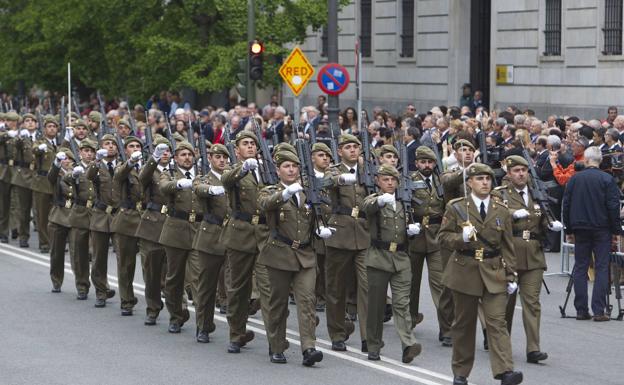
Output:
[307,120,317,144]
[520,146,557,223]
[96,91,109,141]
[396,140,424,209]
[252,118,278,185]
[72,93,81,117]
[197,123,209,176]
[35,110,44,136]
[329,123,340,163]
[143,111,154,162]
[115,131,127,163]
[125,99,137,136]
[222,122,236,165]
[478,129,488,165]
[187,115,198,174]
[359,130,376,195]
[294,134,330,227]
[163,115,177,154]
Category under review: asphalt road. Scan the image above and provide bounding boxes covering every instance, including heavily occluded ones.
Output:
[0,230,622,385]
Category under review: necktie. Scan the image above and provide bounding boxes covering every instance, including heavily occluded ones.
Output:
[349,168,356,174]
[252,170,258,183]
[185,171,192,179]
[519,190,527,206]
[425,177,432,191]
[107,162,114,177]
[292,193,299,208]
[480,201,486,221]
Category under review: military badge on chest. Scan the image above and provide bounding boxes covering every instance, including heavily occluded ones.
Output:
[533,203,541,217]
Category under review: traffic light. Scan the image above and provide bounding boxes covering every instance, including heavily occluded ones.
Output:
[249,40,264,81]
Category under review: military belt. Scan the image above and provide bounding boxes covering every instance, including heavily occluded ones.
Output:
[169,208,202,223]
[146,202,165,213]
[119,200,144,211]
[459,249,500,260]
[14,160,29,168]
[413,215,442,226]
[512,230,539,241]
[333,205,367,219]
[233,211,266,225]
[202,213,224,226]
[37,170,49,176]
[371,240,406,252]
[72,198,93,208]
[272,231,310,250]
[93,200,118,214]
[55,199,67,208]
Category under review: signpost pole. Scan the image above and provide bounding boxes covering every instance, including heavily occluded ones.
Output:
[294,96,300,127]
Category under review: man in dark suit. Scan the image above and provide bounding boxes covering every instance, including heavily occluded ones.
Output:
[404,127,421,172]
[562,146,622,321]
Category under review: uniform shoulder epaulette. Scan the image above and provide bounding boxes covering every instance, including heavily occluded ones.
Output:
[493,185,508,191]
[447,196,464,205]
[491,194,508,207]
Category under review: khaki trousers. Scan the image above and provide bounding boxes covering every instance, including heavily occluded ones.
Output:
[139,238,166,318]
[91,230,112,300]
[33,192,52,249]
[115,233,139,310]
[505,268,544,353]
[13,185,32,242]
[188,250,225,333]
[69,227,91,294]
[48,222,71,288]
[164,246,192,325]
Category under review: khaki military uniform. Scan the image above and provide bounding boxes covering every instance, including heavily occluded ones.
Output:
[9,134,35,244]
[408,171,448,334]
[158,166,201,327]
[65,162,95,295]
[32,137,59,251]
[111,160,144,311]
[189,169,230,335]
[312,169,330,308]
[221,161,271,344]
[258,184,318,353]
[324,163,370,343]
[496,185,548,354]
[0,132,13,240]
[86,159,117,301]
[47,162,74,289]
[439,195,517,378]
[135,157,169,319]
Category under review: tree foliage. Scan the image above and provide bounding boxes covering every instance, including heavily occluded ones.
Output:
[0,0,334,100]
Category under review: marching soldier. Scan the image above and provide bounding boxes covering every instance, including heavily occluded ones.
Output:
[136,137,171,325]
[439,163,523,385]
[497,155,562,364]
[65,139,98,299]
[86,133,118,308]
[158,141,198,333]
[377,144,399,167]
[47,147,76,292]
[62,119,92,149]
[257,150,330,366]
[189,144,231,342]
[324,133,369,352]
[31,115,60,252]
[221,131,270,353]
[87,111,102,138]
[10,113,36,248]
[1,112,19,244]
[409,146,449,344]
[111,136,145,316]
[0,112,9,244]
[362,164,422,363]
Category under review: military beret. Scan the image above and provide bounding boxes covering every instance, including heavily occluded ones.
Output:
[505,155,528,169]
[377,164,400,179]
[5,111,20,121]
[235,130,259,146]
[172,132,185,143]
[73,119,87,129]
[273,142,297,158]
[339,133,361,147]
[208,143,230,157]
[453,139,476,151]
[79,138,98,150]
[100,133,117,144]
[58,147,76,161]
[465,163,494,180]
[415,146,437,161]
[88,111,102,123]
[123,135,142,148]
[311,142,332,158]
[274,150,300,166]
[379,144,398,157]
[118,119,130,128]
[70,112,80,120]
[175,140,195,154]
[44,115,59,127]
[22,113,36,121]
[153,135,172,150]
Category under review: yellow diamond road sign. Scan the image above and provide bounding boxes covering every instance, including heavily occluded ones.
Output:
[279,47,314,97]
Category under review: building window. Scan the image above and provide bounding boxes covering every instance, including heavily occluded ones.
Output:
[603,0,623,55]
[360,0,372,57]
[321,25,328,57]
[400,0,415,58]
[544,0,562,56]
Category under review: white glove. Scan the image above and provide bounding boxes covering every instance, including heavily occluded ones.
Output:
[7,130,17,138]
[407,223,421,236]
[513,209,529,219]
[54,152,67,167]
[19,129,30,138]
[548,220,563,232]
[208,186,225,195]
[38,143,48,152]
[96,149,108,161]
[242,158,258,172]
[377,193,396,207]
[129,150,142,164]
[462,225,475,243]
[153,143,168,160]
[507,282,518,295]
[176,178,193,190]
[72,165,84,178]
[281,182,304,201]
[339,173,357,185]
[316,226,336,239]
[64,127,74,142]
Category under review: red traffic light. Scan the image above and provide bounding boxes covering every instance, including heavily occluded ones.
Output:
[250,40,264,54]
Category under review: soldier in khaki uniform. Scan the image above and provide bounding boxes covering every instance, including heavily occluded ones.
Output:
[221,131,270,353]
[189,144,230,343]
[362,164,422,363]
[62,119,93,149]
[439,163,523,385]
[86,133,118,308]
[86,111,102,138]
[497,155,562,364]
[111,136,145,316]
[136,137,171,325]
[0,112,19,244]
[65,139,98,299]
[324,133,369,352]
[47,148,76,292]
[409,146,449,344]
[31,116,61,251]
[158,141,199,333]
[257,150,329,366]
